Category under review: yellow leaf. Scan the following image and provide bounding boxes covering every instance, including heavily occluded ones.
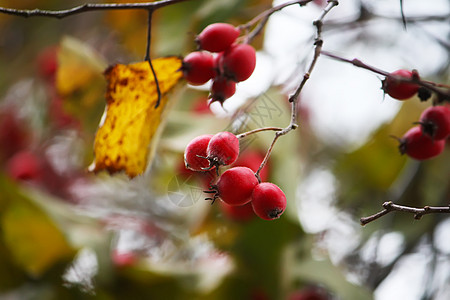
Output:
[1,201,74,277]
[56,36,106,96]
[90,57,183,178]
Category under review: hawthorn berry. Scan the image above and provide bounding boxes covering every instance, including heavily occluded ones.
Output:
[251,182,287,221]
[419,105,450,140]
[206,131,239,167]
[398,126,445,160]
[383,69,419,100]
[232,150,270,182]
[181,51,215,85]
[212,166,259,206]
[195,23,240,53]
[220,201,255,222]
[6,150,42,181]
[209,76,236,105]
[220,43,256,82]
[184,134,213,171]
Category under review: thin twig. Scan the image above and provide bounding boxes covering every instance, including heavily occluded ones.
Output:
[360,201,450,226]
[399,0,407,30]
[143,9,162,108]
[254,0,339,179]
[240,0,313,43]
[236,127,283,139]
[0,0,190,18]
[320,50,450,101]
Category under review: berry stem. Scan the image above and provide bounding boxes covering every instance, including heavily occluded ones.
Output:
[236,127,284,139]
[360,201,450,226]
[144,9,162,108]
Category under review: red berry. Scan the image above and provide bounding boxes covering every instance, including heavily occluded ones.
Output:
[232,150,270,182]
[37,46,58,81]
[251,182,287,221]
[288,287,330,300]
[195,23,240,53]
[215,166,259,206]
[220,201,255,222]
[209,76,236,105]
[220,43,256,82]
[398,126,445,160]
[419,105,450,140]
[0,109,30,162]
[184,134,213,171]
[6,150,42,181]
[182,51,215,85]
[112,250,137,267]
[207,131,239,166]
[383,69,419,100]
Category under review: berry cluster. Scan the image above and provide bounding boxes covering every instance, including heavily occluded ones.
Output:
[397,105,450,160]
[383,69,450,160]
[184,131,286,221]
[181,23,257,106]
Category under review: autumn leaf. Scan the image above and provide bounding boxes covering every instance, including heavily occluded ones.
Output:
[90,57,183,178]
[1,199,74,277]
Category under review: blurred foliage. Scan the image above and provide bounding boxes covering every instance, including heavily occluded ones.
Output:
[0,0,449,300]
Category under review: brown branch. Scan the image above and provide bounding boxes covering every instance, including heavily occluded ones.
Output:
[254,0,339,180]
[320,50,450,102]
[360,201,450,226]
[0,0,191,19]
[236,127,284,139]
[240,0,314,44]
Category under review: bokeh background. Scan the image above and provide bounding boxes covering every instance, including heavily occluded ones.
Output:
[0,0,449,299]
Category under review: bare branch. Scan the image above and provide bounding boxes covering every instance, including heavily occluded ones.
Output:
[240,0,314,44]
[0,0,191,19]
[360,201,450,226]
[320,50,450,102]
[254,0,339,179]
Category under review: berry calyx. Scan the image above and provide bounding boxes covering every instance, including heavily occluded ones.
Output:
[212,166,259,206]
[383,69,419,100]
[251,182,287,221]
[206,131,239,167]
[209,76,236,105]
[220,43,256,82]
[181,51,215,85]
[195,23,240,53]
[184,134,213,171]
[398,126,445,160]
[419,105,450,140]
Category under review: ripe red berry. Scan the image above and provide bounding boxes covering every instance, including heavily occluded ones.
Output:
[209,76,236,105]
[220,43,256,82]
[251,182,287,221]
[220,201,255,222]
[182,51,215,85]
[184,134,213,171]
[214,166,259,206]
[195,23,240,53]
[232,150,270,182]
[383,69,419,100]
[398,126,445,160]
[419,105,450,140]
[206,131,239,166]
[6,150,42,181]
